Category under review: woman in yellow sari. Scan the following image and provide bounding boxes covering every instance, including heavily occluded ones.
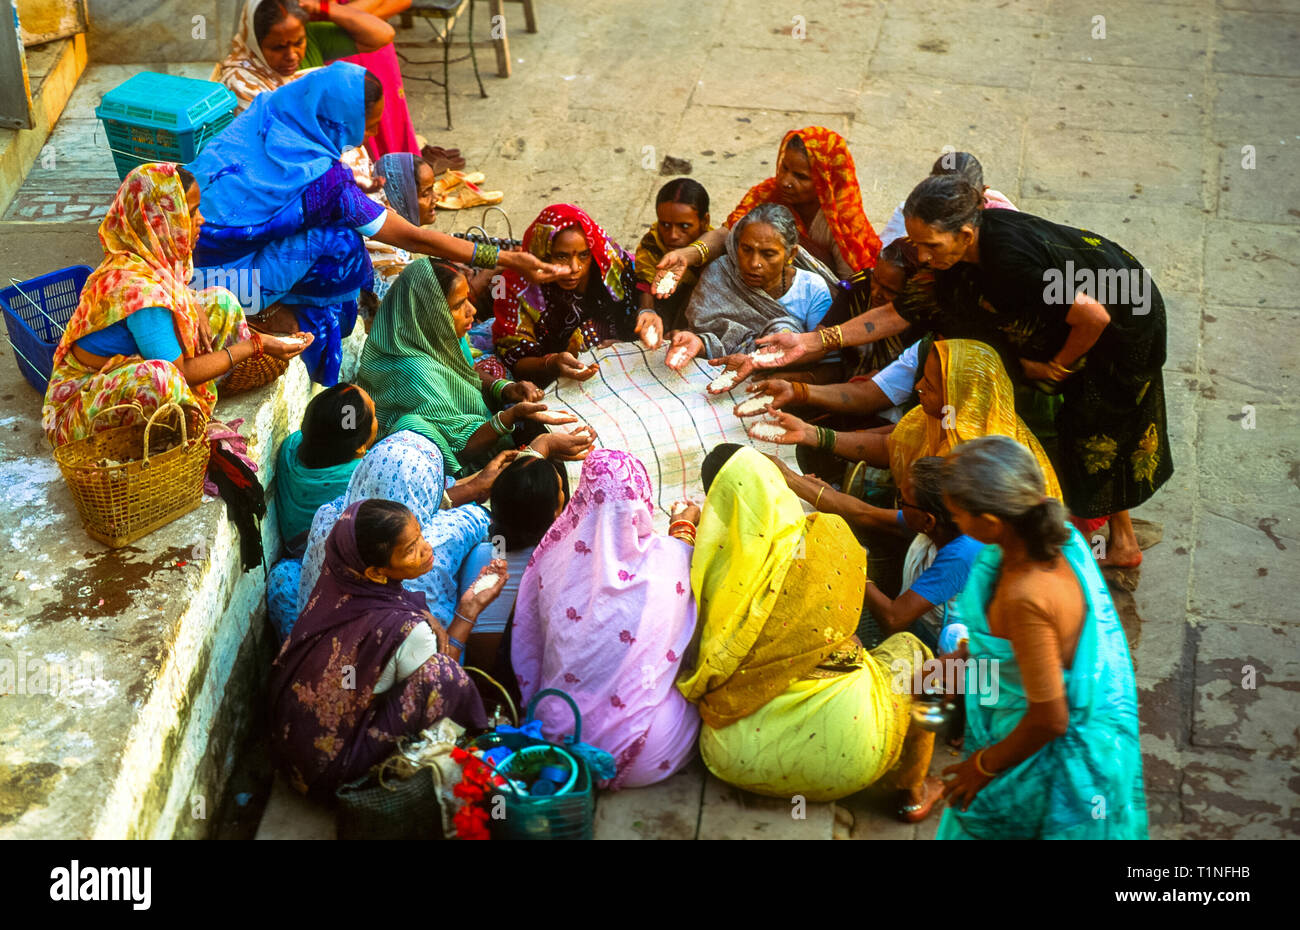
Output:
[759,338,1062,506]
[676,445,944,819]
[888,338,1062,499]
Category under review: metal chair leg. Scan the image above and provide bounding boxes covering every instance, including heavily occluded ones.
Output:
[442,19,453,129]
[469,0,487,98]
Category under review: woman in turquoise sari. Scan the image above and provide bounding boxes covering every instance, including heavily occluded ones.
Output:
[937,435,1147,839]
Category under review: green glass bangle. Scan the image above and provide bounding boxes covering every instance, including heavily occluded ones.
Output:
[491,379,512,403]
[818,426,836,452]
[490,412,511,436]
[471,241,501,269]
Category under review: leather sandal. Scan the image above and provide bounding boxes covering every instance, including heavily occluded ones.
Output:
[436,180,503,210]
[438,169,486,188]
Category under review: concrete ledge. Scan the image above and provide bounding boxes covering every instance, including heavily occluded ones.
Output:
[0,34,87,217]
[0,306,365,838]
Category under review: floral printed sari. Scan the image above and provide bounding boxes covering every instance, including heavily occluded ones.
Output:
[42,163,248,447]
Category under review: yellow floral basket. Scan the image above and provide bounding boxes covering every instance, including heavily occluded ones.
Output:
[53,402,210,548]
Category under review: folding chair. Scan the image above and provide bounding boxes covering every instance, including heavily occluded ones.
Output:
[398,0,486,130]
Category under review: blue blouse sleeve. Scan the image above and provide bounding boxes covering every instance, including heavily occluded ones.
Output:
[301,161,386,232]
[125,306,183,361]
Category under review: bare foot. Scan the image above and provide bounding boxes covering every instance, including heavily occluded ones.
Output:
[1098,544,1143,569]
[898,776,945,823]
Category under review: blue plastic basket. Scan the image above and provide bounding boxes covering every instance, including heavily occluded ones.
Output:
[1,266,93,392]
[95,72,237,181]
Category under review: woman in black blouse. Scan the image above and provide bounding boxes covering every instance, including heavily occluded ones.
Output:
[756,175,1171,568]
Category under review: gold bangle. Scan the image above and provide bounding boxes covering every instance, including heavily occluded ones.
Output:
[814,486,825,509]
[974,748,997,778]
[691,240,709,264]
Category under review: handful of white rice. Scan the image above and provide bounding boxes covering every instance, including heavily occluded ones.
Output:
[655,271,678,297]
[642,324,660,349]
[735,394,775,417]
[748,421,787,442]
[668,348,689,369]
[708,370,739,393]
[468,573,500,596]
[750,349,785,366]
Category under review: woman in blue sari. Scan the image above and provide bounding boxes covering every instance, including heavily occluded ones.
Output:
[188,61,560,385]
[936,435,1147,840]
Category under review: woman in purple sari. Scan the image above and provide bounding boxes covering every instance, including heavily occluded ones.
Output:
[269,499,504,800]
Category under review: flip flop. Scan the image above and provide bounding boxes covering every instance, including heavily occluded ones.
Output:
[438,169,485,188]
[897,777,945,824]
[437,180,503,210]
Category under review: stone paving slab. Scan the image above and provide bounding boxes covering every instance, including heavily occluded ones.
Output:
[592,758,704,840]
[1192,622,1299,757]
[1210,74,1300,143]
[1043,0,1213,70]
[1189,510,1296,625]
[1203,219,1300,309]
[1214,8,1300,76]
[1027,59,1207,137]
[1023,125,1206,207]
[712,0,887,55]
[697,773,836,840]
[1215,143,1300,226]
[868,6,1049,91]
[1202,305,1300,401]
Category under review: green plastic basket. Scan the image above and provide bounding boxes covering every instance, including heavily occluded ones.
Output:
[476,689,595,841]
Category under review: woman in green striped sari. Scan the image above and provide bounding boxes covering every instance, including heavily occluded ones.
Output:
[357,258,592,476]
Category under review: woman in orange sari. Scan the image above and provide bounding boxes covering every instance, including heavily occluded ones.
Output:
[653,126,882,292]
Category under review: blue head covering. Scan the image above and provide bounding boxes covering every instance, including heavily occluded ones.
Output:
[188,61,368,227]
[377,152,420,225]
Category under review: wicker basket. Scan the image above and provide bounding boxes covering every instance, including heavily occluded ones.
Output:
[53,402,210,548]
[221,353,289,396]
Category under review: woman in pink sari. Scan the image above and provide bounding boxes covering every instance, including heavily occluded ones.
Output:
[216,0,419,157]
[334,0,420,157]
[512,450,701,789]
